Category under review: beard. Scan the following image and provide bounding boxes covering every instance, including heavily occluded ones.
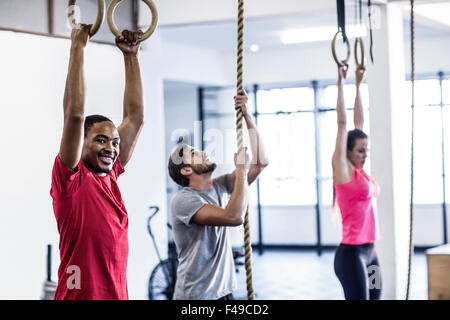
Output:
[191,162,217,175]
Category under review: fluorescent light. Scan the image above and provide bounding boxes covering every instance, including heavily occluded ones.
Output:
[250,44,259,52]
[281,24,367,44]
[415,3,450,28]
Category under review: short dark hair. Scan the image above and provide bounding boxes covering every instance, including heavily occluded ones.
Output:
[347,129,368,151]
[168,144,190,187]
[84,115,113,137]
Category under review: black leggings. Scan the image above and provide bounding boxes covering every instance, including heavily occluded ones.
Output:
[334,243,382,300]
[218,293,234,300]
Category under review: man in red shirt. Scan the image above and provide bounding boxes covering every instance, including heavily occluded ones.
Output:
[50,24,145,300]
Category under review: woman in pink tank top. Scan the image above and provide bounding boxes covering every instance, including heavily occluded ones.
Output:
[332,65,382,300]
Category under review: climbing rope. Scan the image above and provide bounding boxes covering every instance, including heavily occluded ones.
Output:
[406,0,415,300]
[368,0,374,63]
[236,0,254,300]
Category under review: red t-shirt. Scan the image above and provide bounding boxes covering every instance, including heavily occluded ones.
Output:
[50,155,129,300]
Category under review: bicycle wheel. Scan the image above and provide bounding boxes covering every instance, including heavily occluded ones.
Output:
[148,258,178,300]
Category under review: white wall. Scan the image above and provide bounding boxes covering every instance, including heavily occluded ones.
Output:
[0,0,48,32]
[218,35,450,86]
[404,34,450,76]
[0,0,134,44]
[159,32,450,87]
[147,0,341,26]
[0,30,166,299]
[162,41,233,86]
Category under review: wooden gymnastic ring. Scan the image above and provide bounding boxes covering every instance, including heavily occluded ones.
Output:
[68,0,105,37]
[107,0,158,42]
[331,30,351,68]
[354,37,365,68]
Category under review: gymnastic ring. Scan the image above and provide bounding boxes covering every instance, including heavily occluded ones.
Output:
[107,0,158,42]
[331,30,351,68]
[354,37,365,68]
[68,0,105,37]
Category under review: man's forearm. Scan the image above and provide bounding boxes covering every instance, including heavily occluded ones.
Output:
[123,54,144,121]
[63,46,85,116]
[225,169,248,221]
[244,114,269,167]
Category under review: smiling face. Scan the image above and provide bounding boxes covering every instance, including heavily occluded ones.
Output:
[347,138,368,168]
[81,121,120,176]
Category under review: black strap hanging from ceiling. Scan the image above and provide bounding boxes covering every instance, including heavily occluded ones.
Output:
[368,0,374,63]
[358,0,362,25]
[337,0,348,43]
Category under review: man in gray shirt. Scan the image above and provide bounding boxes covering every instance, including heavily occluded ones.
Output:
[167,90,269,300]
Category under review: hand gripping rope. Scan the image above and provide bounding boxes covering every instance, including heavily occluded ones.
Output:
[107,0,158,42]
[68,0,105,37]
[236,0,255,301]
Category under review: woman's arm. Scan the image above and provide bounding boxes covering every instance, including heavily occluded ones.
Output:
[332,66,352,183]
[353,66,366,130]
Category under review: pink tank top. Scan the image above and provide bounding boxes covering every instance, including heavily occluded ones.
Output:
[334,168,380,245]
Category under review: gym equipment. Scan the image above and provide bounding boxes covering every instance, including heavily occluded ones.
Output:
[107,0,158,42]
[332,31,351,68]
[67,0,105,37]
[354,38,365,68]
[426,244,450,299]
[147,206,178,300]
[332,0,350,68]
[354,0,365,68]
[41,244,57,300]
[235,0,255,300]
[406,0,415,300]
[368,0,374,63]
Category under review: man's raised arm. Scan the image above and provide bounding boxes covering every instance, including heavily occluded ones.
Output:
[116,30,145,167]
[229,89,269,192]
[59,24,91,170]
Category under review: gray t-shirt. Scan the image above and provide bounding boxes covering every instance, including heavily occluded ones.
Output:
[170,174,237,300]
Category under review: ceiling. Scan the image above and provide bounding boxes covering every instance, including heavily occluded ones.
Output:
[157,1,450,53]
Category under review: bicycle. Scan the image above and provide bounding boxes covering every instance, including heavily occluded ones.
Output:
[147,206,178,300]
[146,205,246,299]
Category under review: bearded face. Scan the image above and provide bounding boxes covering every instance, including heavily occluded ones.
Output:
[190,162,217,175]
[184,146,217,175]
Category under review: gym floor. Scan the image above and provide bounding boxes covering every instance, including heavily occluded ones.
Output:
[233,250,428,300]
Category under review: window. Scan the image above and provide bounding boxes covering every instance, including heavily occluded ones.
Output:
[442,79,450,202]
[257,87,314,113]
[257,112,316,206]
[321,84,369,110]
[403,79,448,204]
[414,106,444,204]
[444,107,450,201]
[404,79,441,107]
[443,80,450,104]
